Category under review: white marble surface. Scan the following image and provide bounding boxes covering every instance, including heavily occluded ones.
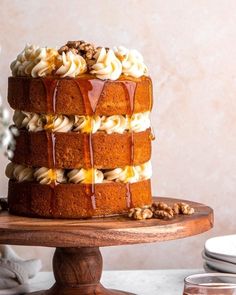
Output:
[26,269,202,295]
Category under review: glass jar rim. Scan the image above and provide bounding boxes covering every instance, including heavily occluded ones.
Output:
[185,273,236,289]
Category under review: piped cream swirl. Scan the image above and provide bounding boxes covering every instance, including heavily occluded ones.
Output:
[44,115,74,132]
[129,112,150,132]
[5,162,34,182]
[100,115,128,134]
[6,161,152,184]
[10,44,39,76]
[135,161,152,180]
[56,51,87,78]
[104,166,139,183]
[13,111,44,132]
[31,48,58,77]
[11,45,59,77]
[68,168,104,184]
[103,162,152,183]
[34,167,66,184]
[74,115,101,133]
[13,111,151,134]
[90,48,122,80]
[114,46,148,78]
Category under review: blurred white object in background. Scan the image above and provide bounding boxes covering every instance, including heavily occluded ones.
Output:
[0,245,41,293]
[0,47,18,160]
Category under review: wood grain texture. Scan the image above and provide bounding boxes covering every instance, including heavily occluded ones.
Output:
[27,247,135,295]
[0,197,214,248]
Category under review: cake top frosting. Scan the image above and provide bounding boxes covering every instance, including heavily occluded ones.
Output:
[10,41,148,81]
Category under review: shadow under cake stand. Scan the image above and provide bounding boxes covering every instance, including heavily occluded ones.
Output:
[0,197,213,295]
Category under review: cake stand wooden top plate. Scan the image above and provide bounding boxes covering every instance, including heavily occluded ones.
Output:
[0,197,213,248]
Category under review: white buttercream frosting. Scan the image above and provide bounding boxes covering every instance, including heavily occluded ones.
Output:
[44,115,74,132]
[13,110,28,128]
[13,111,151,134]
[104,166,139,183]
[90,48,122,80]
[34,167,66,184]
[104,161,152,183]
[6,161,152,184]
[13,111,44,132]
[5,162,34,182]
[56,51,87,77]
[135,161,152,180]
[68,168,104,184]
[10,44,39,76]
[73,115,101,133]
[100,115,128,134]
[114,46,148,78]
[129,111,150,132]
[30,47,58,77]
[10,44,58,77]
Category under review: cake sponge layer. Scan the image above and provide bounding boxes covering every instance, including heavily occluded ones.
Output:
[8,179,152,218]
[13,129,152,169]
[8,75,153,116]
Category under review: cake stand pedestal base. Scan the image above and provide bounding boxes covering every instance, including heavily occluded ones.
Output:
[28,247,135,295]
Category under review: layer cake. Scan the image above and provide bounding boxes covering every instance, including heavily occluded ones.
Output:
[6,41,154,218]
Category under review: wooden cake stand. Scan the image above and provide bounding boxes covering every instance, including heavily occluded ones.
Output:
[0,197,213,295]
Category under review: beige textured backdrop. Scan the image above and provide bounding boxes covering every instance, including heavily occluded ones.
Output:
[0,0,235,270]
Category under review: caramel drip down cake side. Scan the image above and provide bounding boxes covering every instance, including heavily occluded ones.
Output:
[6,42,154,218]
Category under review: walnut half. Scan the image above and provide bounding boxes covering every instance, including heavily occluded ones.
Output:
[128,201,194,221]
[58,40,99,69]
[128,206,153,220]
[173,202,195,215]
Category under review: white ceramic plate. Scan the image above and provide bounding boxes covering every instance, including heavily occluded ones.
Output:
[205,235,236,264]
[202,251,236,274]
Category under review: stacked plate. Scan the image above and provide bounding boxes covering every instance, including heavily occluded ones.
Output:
[203,235,236,273]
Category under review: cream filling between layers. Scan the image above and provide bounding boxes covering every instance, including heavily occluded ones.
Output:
[13,111,151,134]
[5,161,152,185]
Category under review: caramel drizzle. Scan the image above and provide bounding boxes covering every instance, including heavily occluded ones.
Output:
[53,80,60,113]
[75,78,104,115]
[75,78,105,210]
[41,78,60,216]
[130,132,134,165]
[88,133,96,210]
[148,79,155,142]
[122,81,137,209]
[150,126,156,141]
[41,78,59,114]
[51,133,56,168]
[125,183,132,208]
[44,115,57,215]
[149,78,154,112]
[37,77,151,213]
